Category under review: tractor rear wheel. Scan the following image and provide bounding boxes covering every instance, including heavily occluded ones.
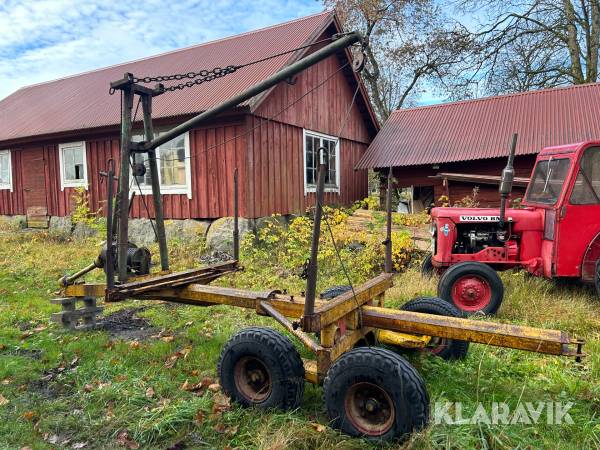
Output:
[323,347,429,442]
[400,297,469,360]
[421,253,434,278]
[218,327,304,410]
[438,262,503,315]
[595,260,600,298]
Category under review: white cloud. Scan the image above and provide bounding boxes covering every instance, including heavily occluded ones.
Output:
[0,0,322,99]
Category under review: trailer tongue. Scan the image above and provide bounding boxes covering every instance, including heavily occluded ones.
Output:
[50,31,584,442]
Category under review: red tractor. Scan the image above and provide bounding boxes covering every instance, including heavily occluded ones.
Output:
[427,135,600,315]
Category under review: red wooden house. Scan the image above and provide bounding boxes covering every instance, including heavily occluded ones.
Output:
[356,83,600,209]
[0,12,377,225]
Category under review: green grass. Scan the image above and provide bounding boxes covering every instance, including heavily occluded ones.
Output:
[0,228,598,449]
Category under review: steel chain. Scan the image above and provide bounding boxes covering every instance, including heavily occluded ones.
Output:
[133,65,238,91]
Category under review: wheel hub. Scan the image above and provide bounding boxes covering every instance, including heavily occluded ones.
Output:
[233,356,272,403]
[344,382,395,436]
[452,275,492,311]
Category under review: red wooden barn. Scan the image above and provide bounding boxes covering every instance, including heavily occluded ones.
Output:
[0,12,377,225]
[356,83,600,209]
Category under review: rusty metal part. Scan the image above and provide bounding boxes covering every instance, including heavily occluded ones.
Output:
[259,300,321,353]
[99,159,116,289]
[233,168,239,261]
[345,382,395,436]
[106,261,239,301]
[234,356,272,402]
[361,306,585,358]
[303,150,327,324]
[59,258,103,287]
[384,166,393,273]
[303,273,393,332]
[378,330,431,348]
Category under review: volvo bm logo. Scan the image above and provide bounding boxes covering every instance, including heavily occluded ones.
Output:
[460,215,500,222]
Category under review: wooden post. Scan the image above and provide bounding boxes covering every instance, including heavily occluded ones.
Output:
[117,74,134,282]
[142,94,169,271]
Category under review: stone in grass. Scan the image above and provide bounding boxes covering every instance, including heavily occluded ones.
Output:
[49,216,72,236]
[128,218,156,247]
[165,219,211,242]
[205,217,252,254]
[72,221,98,240]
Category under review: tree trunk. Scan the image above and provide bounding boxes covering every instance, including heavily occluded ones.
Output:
[563,0,586,83]
[589,0,600,81]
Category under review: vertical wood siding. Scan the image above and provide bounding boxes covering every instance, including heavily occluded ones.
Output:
[247,117,368,217]
[0,148,24,215]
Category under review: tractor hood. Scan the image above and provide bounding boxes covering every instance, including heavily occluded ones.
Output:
[431,207,544,231]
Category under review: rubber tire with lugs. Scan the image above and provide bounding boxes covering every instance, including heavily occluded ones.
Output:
[218,327,304,410]
[323,347,429,442]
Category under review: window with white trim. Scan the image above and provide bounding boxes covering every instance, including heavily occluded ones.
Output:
[0,150,12,191]
[131,129,192,199]
[304,130,339,193]
[59,142,87,190]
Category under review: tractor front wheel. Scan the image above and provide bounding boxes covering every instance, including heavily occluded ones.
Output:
[400,297,469,359]
[323,347,429,442]
[218,327,304,410]
[438,262,503,315]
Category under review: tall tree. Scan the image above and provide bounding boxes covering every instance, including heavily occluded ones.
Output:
[325,0,472,120]
[463,0,600,93]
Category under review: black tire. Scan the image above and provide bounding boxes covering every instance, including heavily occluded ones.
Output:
[320,285,352,300]
[421,253,434,278]
[218,327,304,410]
[595,260,600,298]
[400,297,469,360]
[437,262,503,315]
[323,347,429,442]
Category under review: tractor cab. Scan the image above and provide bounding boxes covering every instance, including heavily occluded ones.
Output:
[523,141,600,280]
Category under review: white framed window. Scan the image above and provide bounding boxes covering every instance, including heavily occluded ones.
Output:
[131,130,192,199]
[303,129,340,194]
[0,150,12,191]
[59,141,87,190]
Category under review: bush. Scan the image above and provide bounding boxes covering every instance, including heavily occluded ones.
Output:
[235,208,415,291]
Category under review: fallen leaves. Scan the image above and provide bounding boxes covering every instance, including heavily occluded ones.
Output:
[164,346,192,369]
[129,340,140,350]
[0,394,9,406]
[310,422,327,433]
[180,376,216,396]
[116,430,139,449]
[145,386,155,399]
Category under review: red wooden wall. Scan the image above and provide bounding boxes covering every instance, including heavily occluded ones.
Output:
[0,149,24,215]
[247,39,373,217]
[392,155,537,207]
[0,36,374,220]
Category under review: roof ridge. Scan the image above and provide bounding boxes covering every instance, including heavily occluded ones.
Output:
[392,82,599,115]
[15,10,332,92]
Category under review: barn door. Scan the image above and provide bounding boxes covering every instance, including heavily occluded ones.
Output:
[21,148,49,228]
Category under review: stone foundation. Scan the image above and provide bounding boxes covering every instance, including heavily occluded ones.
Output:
[0,214,294,253]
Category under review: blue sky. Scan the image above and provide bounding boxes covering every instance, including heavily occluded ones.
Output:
[0,0,324,100]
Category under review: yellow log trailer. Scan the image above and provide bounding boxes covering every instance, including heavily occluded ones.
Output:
[50,32,585,442]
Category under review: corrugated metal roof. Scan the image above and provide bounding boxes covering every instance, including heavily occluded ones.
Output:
[0,12,336,144]
[356,83,600,169]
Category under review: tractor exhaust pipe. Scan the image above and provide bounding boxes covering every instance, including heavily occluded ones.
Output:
[499,133,518,228]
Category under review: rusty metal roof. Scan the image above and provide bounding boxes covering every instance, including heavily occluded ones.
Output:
[356,83,600,169]
[0,12,343,144]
